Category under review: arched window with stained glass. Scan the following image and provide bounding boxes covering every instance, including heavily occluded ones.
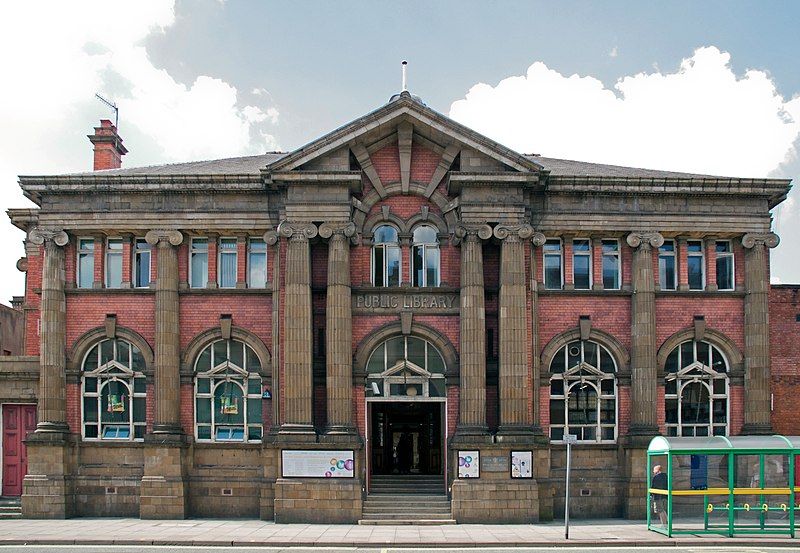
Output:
[548,339,617,443]
[194,338,263,442]
[81,338,147,441]
[664,339,729,437]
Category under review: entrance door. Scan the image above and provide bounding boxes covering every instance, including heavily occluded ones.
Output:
[2,405,37,496]
[369,402,443,476]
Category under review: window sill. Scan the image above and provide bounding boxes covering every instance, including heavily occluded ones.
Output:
[180,286,273,294]
[655,290,745,298]
[538,289,632,297]
[80,438,144,445]
[549,441,619,449]
[193,440,263,448]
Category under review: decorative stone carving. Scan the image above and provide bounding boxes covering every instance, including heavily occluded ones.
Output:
[453,223,492,245]
[318,221,356,239]
[28,228,69,247]
[277,221,318,241]
[493,223,534,241]
[742,232,780,249]
[264,229,279,246]
[531,232,547,247]
[626,232,664,251]
[144,229,183,247]
[16,257,28,272]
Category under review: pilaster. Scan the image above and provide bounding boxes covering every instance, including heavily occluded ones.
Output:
[741,232,779,434]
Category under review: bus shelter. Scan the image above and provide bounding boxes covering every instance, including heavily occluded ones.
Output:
[647,435,800,537]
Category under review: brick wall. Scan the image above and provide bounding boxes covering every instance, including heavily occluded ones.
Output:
[770,286,800,433]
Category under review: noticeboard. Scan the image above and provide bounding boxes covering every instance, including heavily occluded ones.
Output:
[281,450,355,478]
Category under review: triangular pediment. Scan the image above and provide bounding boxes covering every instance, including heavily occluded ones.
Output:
[264,92,542,181]
[380,359,430,379]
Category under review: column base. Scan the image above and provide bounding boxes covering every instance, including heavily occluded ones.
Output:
[33,421,70,435]
[495,424,537,445]
[273,424,317,444]
[140,442,188,519]
[452,424,493,445]
[319,425,362,446]
[741,422,773,435]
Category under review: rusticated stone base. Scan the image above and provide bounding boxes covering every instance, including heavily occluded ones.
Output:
[21,437,74,518]
[452,479,539,523]
[273,478,362,523]
[140,443,187,519]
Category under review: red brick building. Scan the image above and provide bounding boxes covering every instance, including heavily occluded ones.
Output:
[2,93,798,522]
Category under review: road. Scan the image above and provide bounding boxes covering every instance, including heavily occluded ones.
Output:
[0,546,793,553]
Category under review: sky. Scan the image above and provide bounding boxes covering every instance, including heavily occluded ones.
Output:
[1,0,799,303]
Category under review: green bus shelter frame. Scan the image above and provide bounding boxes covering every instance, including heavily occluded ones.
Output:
[647,435,800,538]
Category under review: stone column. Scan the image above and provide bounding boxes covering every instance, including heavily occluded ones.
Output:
[28,229,69,434]
[741,232,780,434]
[145,230,184,436]
[277,221,317,435]
[319,221,356,435]
[495,224,534,436]
[626,232,663,436]
[454,223,493,437]
[530,231,546,430]
[23,229,72,518]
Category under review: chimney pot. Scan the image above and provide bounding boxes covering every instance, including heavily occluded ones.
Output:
[88,119,127,170]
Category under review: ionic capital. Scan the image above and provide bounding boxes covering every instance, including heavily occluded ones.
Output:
[493,223,534,242]
[145,229,183,247]
[742,232,780,249]
[531,232,546,247]
[626,232,664,251]
[318,221,356,240]
[16,257,28,272]
[264,229,279,246]
[28,228,68,247]
[453,223,492,245]
[277,221,318,242]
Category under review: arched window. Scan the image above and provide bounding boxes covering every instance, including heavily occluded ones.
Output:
[366,336,446,398]
[412,225,440,287]
[664,339,728,437]
[372,225,401,287]
[194,339,263,442]
[81,338,147,440]
[549,339,617,443]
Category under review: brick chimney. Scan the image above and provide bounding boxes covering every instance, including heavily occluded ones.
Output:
[87,119,128,170]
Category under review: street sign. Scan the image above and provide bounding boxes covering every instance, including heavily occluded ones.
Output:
[564,434,577,538]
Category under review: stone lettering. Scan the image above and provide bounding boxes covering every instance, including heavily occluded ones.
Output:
[353,292,459,313]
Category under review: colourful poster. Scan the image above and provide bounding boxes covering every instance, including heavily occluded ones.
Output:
[511,451,533,478]
[282,450,355,478]
[458,450,479,478]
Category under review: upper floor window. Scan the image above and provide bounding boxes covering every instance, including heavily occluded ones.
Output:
[715,241,734,291]
[687,240,705,290]
[372,225,400,287]
[412,225,440,287]
[190,238,209,288]
[248,238,267,288]
[664,339,728,437]
[601,239,620,290]
[81,338,147,441]
[572,239,591,290]
[105,238,123,289]
[543,239,563,290]
[218,238,238,288]
[549,339,617,443]
[194,339,263,442]
[77,238,95,289]
[659,240,677,291]
[134,238,151,288]
[366,336,446,398]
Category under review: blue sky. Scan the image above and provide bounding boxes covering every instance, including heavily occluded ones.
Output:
[1,0,799,302]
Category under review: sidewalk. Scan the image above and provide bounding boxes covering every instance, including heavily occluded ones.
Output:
[0,518,797,547]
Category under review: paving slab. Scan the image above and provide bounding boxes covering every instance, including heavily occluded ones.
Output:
[0,518,797,547]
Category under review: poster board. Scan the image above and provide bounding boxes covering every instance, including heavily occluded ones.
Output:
[511,450,533,478]
[458,450,479,478]
[281,450,355,478]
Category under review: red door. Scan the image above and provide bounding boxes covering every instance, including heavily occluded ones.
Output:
[2,405,37,496]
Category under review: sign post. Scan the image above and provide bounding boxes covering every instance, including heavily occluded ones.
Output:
[564,434,578,539]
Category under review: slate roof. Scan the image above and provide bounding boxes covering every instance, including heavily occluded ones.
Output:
[62,151,721,180]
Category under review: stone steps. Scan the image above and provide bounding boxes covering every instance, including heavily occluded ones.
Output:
[0,498,22,519]
[361,476,452,525]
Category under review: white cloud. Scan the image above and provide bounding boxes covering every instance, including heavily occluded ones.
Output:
[449,46,800,178]
[0,1,280,303]
[609,46,618,58]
